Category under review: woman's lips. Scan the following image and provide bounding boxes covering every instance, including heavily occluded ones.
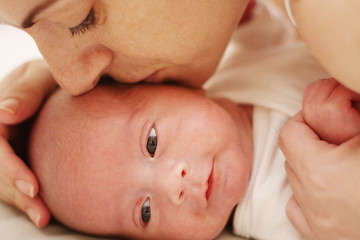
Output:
[206,161,215,201]
[142,70,161,83]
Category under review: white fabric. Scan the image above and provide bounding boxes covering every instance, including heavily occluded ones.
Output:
[233,107,300,240]
[0,25,41,80]
[205,1,329,239]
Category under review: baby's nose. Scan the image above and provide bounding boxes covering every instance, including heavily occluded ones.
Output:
[157,160,189,205]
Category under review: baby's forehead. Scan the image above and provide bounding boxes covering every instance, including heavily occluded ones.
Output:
[41,83,206,162]
[45,83,134,118]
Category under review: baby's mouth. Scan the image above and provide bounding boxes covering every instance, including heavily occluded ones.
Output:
[206,161,214,201]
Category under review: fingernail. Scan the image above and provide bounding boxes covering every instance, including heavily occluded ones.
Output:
[15,180,35,198]
[26,208,40,227]
[0,98,21,114]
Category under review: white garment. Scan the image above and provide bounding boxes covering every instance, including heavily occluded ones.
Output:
[205,1,329,239]
[234,107,299,240]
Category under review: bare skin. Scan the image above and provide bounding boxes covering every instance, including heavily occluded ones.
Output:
[0,0,250,226]
[280,79,360,240]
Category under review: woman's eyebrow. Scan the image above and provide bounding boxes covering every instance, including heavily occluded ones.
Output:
[22,0,56,28]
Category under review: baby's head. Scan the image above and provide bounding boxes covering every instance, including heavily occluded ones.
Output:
[29,82,252,239]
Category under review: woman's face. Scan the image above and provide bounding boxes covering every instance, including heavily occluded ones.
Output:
[0,0,249,95]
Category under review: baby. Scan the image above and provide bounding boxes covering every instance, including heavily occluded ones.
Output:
[302,78,360,145]
[28,77,360,240]
[29,81,254,240]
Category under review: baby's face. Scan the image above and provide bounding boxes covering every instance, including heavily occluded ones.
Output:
[30,83,252,239]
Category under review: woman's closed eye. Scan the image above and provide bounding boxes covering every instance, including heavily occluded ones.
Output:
[69,8,96,36]
[141,197,151,225]
[147,127,157,157]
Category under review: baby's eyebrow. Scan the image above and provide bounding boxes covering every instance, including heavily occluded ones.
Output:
[22,0,56,28]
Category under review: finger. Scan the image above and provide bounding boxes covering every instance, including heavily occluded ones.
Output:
[0,60,57,124]
[284,160,315,222]
[339,133,360,153]
[335,85,360,118]
[323,84,360,144]
[328,82,360,106]
[0,181,50,228]
[285,161,304,200]
[0,134,50,228]
[23,195,51,228]
[303,78,339,106]
[284,161,298,185]
[353,102,360,112]
[279,112,334,170]
[0,136,39,198]
[286,196,316,240]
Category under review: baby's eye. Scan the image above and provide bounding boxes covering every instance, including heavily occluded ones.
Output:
[147,127,157,157]
[141,197,151,224]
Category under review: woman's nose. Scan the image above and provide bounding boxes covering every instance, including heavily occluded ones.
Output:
[35,33,113,95]
[52,45,113,95]
[157,160,189,205]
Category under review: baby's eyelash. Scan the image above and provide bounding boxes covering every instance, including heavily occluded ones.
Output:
[69,9,96,36]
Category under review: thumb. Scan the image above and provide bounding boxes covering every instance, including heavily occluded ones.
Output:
[286,195,316,240]
[0,60,57,124]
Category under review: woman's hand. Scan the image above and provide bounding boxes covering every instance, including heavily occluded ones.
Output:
[279,112,360,240]
[0,59,57,227]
